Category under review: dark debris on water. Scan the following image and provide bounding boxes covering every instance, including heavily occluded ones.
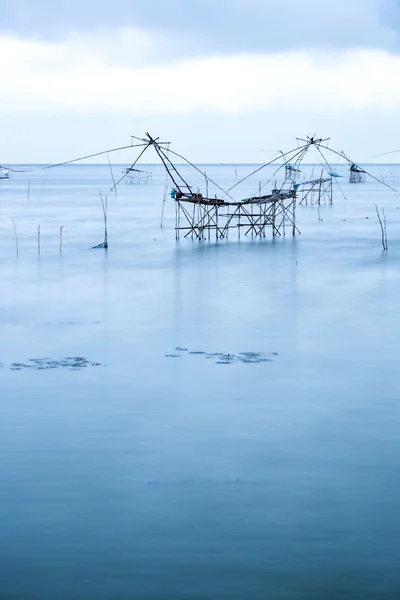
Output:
[9,357,103,371]
[164,348,279,365]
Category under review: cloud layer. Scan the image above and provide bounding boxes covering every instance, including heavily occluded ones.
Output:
[2,0,400,161]
[2,32,400,117]
[1,0,398,59]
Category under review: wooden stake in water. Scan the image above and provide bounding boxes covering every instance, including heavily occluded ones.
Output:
[382,207,388,250]
[60,226,63,252]
[375,204,388,251]
[12,219,19,256]
[160,142,171,228]
[107,155,118,196]
[38,224,41,254]
[100,192,108,248]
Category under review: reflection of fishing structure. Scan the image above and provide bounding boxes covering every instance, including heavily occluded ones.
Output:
[123,166,152,184]
[349,163,366,184]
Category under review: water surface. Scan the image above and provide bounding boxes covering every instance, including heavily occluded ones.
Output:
[1,163,400,598]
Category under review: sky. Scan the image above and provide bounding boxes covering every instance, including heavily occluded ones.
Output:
[1,0,400,163]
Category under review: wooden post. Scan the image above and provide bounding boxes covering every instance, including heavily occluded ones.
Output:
[375,205,387,251]
[383,207,388,250]
[318,169,323,205]
[174,201,177,240]
[107,155,118,196]
[12,219,19,257]
[99,192,108,249]
[192,203,196,239]
[272,201,276,237]
[292,196,297,236]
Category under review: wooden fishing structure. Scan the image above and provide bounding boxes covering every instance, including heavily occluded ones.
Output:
[0,165,10,180]
[299,172,333,205]
[138,133,301,240]
[349,163,366,183]
[170,185,298,240]
[285,163,301,183]
[112,133,396,242]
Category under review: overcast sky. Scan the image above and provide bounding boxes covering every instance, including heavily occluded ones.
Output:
[1,0,400,162]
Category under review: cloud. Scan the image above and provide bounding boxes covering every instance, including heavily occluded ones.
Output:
[1,2,400,163]
[0,0,397,60]
[2,33,400,118]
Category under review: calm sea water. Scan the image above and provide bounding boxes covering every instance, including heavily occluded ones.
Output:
[1,162,400,599]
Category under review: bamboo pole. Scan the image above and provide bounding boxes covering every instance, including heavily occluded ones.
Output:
[160,142,170,228]
[382,207,388,250]
[175,201,178,240]
[12,219,19,256]
[107,155,118,196]
[375,205,387,251]
[318,170,323,205]
[292,196,297,236]
[272,201,276,237]
[99,192,108,248]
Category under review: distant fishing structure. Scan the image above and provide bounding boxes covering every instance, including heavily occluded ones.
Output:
[123,166,152,185]
[349,163,366,184]
[323,149,366,183]
[0,165,10,180]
